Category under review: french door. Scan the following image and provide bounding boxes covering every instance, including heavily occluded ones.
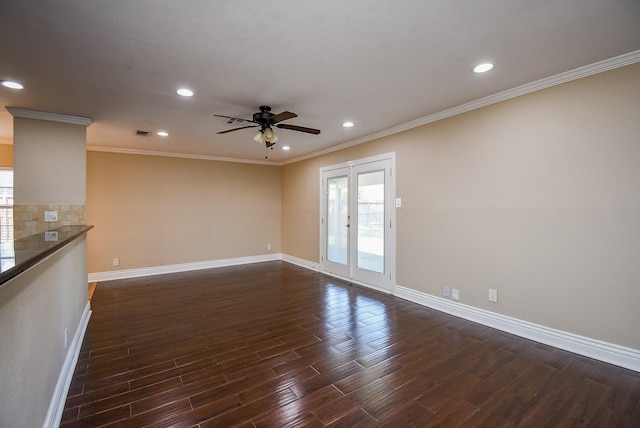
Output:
[320,153,395,293]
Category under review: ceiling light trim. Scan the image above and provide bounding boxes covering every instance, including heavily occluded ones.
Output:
[6,107,93,126]
[281,49,640,165]
[473,63,494,73]
[177,88,194,97]
[1,81,24,89]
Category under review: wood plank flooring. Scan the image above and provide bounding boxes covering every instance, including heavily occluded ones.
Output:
[88,282,97,300]
[62,261,640,427]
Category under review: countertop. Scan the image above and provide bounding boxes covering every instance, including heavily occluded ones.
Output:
[0,225,93,286]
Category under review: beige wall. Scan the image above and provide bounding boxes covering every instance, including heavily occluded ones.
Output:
[281,63,640,349]
[0,141,13,166]
[87,152,281,272]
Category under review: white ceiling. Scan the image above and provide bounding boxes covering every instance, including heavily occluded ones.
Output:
[1,1,639,163]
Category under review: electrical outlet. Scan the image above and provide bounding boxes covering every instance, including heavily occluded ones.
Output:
[267,244,272,250]
[44,231,59,241]
[452,288,460,301]
[44,211,58,222]
[113,258,120,266]
[489,288,498,303]
[442,285,450,298]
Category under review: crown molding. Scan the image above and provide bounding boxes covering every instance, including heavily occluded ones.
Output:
[281,49,640,165]
[5,107,93,126]
[9,50,638,166]
[87,145,278,166]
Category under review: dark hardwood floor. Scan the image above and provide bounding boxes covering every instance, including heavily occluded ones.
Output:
[62,261,640,427]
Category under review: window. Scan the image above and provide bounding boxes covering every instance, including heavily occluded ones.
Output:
[0,169,13,243]
[0,169,14,271]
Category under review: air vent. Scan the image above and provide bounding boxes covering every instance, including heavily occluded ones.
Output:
[135,130,151,136]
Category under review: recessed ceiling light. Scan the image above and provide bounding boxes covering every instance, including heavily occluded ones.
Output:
[342,121,354,128]
[282,146,290,151]
[177,88,194,97]
[473,63,494,73]
[157,131,169,137]
[1,80,24,89]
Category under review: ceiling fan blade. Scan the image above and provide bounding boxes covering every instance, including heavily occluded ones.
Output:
[269,111,297,124]
[217,125,258,134]
[276,123,321,135]
[213,114,254,123]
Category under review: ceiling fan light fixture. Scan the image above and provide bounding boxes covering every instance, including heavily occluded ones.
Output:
[253,130,264,144]
[263,127,277,143]
[215,106,320,151]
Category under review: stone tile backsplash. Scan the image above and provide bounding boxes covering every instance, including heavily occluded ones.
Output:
[13,204,86,239]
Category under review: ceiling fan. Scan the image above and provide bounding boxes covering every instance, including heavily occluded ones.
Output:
[214,106,320,148]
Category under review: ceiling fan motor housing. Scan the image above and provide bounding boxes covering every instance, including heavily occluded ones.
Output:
[253,106,275,127]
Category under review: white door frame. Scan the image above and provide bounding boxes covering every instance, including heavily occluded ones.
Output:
[319,152,396,294]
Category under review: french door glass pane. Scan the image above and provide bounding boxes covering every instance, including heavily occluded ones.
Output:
[326,176,348,264]
[357,170,385,273]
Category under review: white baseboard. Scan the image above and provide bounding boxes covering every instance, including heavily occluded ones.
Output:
[281,256,640,372]
[43,302,92,428]
[88,254,640,372]
[88,253,282,282]
[280,254,319,271]
[395,284,640,373]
